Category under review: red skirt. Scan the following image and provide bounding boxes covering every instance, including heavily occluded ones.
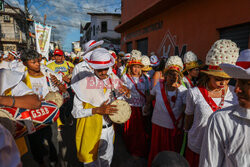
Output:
[185,146,200,167]
[147,123,183,167]
[123,106,149,157]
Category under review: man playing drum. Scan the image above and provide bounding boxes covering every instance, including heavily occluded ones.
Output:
[71,48,130,167]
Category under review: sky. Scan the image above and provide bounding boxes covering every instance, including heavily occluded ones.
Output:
[5,0,121,52]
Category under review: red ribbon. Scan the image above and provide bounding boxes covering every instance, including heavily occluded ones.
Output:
[151,61,159,64]
[126,74,146,98]
[89,41,97,47]
[208,65,222,71]
[236,61,250,69]
[185,76,194,88]
[88,59,111,64]
[168,66,181,72]
[198,86,219,112]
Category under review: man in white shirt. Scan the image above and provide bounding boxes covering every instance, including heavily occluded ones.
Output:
[71,48,130,167]
[199,49,250,167]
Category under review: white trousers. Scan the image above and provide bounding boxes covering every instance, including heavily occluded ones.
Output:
[84,126,114,167]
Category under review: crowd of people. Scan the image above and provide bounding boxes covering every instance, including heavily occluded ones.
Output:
[0,38,249,167]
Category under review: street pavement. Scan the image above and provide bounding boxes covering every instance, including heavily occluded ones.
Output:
[21,121,147,167]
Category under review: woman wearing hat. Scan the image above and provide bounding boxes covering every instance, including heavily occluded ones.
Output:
[121,51,150,159]
[183,51,201,88]
[199,49,250,167]
[146,56,187,167]
[184,39,239,167]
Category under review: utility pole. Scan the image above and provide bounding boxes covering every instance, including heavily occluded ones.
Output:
[24,0,30,49]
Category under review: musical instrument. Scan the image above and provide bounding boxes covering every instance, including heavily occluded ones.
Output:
[109,100,131,124]
[45,92,64,108]
[0,101,60,139]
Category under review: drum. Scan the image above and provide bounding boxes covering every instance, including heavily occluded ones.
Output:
[45,91,64,108]
[0,101,60,139]
[109,100,131,124]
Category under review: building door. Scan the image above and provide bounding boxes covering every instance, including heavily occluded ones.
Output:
[137,38,148,55]
[126,42,132,53]
[219,23,250,52]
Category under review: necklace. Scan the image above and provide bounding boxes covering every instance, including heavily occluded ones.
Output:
[206,84,226,110]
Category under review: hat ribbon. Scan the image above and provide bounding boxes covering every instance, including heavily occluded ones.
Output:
[167,65,181,72]
[88,59,111,64]
[236,61,250,69]
[89,41,97,47]
[151,60,159,64]
[208,65,222,71]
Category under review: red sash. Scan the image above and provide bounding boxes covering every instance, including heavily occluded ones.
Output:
[126,74,146,98]
[198,86,219,112]
[185,76,194,88]
[160,81,182,135]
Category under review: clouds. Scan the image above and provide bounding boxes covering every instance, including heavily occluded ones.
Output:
[5,0,120,50]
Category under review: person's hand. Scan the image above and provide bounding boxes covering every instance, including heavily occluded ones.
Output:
[50,74,60,86]
[69,67,74,74]
[62,75,71,83]
[118,84,130,97]
[92,100,118,115]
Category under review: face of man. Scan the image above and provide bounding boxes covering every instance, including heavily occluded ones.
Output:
[55,55,64,64]
[94,68,109,80]
[8,54,15,61]
[235,79,250,108]
[24,58,41,73]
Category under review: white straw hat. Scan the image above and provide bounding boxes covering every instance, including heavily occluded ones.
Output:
[87,48,115,69]
[123,53,131,60]
[220,49,250,79]
[82,40,104,56]
[164,56,184,76]
[202,39,239,78]
[141,55,152,71]
[183,51,200,71]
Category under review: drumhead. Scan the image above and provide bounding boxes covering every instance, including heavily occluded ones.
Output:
[0,108,16,136]
[109,100,131,124]
[45,92,63,108]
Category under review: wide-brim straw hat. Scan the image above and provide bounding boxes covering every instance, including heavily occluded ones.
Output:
[220,49,250,79]
[87,48,115,69]
[184,61,201,71]
[82,40,104,57]
[164,56,184,77]
[201,66,231,78]
[142,65,152,71]
[201,39,240,78]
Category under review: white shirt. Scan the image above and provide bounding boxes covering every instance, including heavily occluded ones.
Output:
[199,105,250,167]
[185,85,238,154]
[121,74,150,107]
[117,65,126,78]
[0,61,10,70]
[151,82,187,129]
[11,81,33,96]
[183,76,194,89]
[0,124,21,167]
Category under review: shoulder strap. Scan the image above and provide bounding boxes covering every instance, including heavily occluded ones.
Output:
[126,74,146,98]
[160,81,182,135]
[198,86,218,112]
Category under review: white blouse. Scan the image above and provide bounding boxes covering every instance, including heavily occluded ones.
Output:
[185,85,238,154]
[150,82,187,129]
[121,74,150,107]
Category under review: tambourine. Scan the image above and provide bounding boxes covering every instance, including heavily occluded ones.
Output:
[45,92,64,108]
[0,101,60,139]
[109,100,131,124]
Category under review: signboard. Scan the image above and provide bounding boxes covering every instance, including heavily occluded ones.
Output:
[34,22,52,59]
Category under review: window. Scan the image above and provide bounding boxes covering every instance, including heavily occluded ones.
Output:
[219,23,250,52]
[101,21,107,32]
[126,42,132,53]
[137,38,148,55]
[93,25,95,36]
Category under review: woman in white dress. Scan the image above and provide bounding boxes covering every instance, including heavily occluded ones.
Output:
[184,39,240,167]
[121,50,150,159]
[146,56,187,167]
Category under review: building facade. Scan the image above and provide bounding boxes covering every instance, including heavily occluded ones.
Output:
[80,13,121,50]
[115,0,250,60]
[0,5,27,53]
